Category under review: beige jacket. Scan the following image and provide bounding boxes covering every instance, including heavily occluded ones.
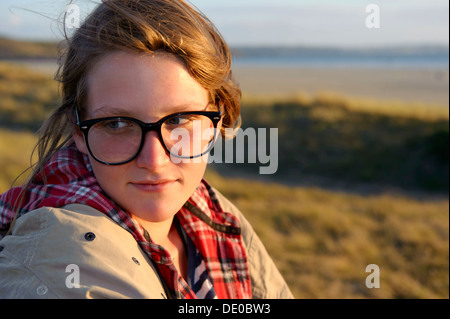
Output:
[0,189,293,299]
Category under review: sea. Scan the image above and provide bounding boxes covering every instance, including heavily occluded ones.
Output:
[4,45,449,72]
[231,46,449,69]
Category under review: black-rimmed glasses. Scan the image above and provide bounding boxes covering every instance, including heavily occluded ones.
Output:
[76,108,222,165]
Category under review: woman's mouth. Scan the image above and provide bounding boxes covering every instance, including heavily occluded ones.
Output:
[130,179,177,192]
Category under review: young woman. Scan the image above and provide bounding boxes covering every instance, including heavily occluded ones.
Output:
[0,0,292,299]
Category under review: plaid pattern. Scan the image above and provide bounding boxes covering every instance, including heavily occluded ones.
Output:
[184,233,218,299]
[0,142,252,299]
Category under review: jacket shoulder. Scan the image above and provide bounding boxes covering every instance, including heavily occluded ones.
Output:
[0,205,166,299]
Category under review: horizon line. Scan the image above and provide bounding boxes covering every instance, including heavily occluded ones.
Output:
[0,34,449,51]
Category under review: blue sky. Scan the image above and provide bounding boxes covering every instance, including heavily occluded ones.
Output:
[0,0,448,47]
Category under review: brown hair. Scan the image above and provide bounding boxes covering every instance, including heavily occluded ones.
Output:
[7,0,241,233]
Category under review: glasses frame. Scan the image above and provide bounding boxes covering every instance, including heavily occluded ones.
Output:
[76,108,222,166]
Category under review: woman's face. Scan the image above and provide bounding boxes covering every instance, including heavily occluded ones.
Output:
[74,51,212,223]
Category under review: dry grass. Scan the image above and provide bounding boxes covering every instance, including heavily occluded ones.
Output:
[205,170,449,299]
[242,91,449,122]
[0,37,58,59]
[237,94,449,192]
[0,62,60,131]
[0,129,36,191]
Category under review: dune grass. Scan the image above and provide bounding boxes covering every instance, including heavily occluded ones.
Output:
[205,169,449,299]
[231,93,449,193]
[0,37,59,59]
[0,129,36,191]
[242,91,449,122]
[0,62,60,131]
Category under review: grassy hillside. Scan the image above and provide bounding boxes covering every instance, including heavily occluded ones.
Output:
[212,93,449,193]
[0,129,36,191]
[0,62,60,131]
[205,170,449,299]
[0,37,59,59]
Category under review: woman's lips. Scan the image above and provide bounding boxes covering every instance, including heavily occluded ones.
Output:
[131,180,177,192]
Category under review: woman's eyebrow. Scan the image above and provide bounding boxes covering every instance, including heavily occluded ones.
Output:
[169,103,211,113]
[90,106,136,118]
[90,103,210,118]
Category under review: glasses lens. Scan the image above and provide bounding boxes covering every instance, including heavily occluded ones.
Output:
[162,114,217,159]
[88,119,142,164]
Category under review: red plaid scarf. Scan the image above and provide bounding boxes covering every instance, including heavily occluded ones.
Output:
[0,142,252,299]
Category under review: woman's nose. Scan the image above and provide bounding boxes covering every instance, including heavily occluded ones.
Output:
[135,131,170,170]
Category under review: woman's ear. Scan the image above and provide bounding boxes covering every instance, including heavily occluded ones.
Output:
[73,126,89,155]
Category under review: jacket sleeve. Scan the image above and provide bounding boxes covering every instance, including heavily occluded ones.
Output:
[0,205,167,299]
[0,255,60,298]
[212,188,294,299]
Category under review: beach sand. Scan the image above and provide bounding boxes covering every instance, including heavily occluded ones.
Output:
[233,66,449,106]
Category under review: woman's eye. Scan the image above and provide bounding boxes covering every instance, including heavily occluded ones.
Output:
[166,116,190,126]
[107,120,127,129]
[100,119,134,131]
